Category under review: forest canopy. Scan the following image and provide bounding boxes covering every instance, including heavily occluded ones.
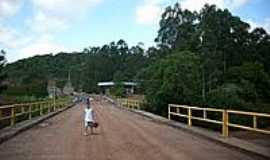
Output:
[2,3,270,114]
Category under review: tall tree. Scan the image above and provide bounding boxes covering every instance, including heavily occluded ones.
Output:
[0,50,7,93]
[155,3,198,52]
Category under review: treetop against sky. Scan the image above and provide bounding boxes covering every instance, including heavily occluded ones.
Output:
[0,0,269,62]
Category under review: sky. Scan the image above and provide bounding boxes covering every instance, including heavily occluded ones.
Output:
[0,0,269,63]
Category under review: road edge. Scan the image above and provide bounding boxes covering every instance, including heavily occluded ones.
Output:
[103,96,269,159]
[0,103,76,144]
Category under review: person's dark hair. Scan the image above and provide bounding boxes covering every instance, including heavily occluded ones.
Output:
[86,97,91,108]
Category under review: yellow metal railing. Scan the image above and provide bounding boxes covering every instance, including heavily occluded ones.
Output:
[168,104,270,137]
[0,98,71,128]
[117,98,143,110]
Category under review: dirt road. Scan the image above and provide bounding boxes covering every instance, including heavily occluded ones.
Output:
[0,99,263,160]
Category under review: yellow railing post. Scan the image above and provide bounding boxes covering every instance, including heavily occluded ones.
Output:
[222,110,229,137]
[40,103,43,115]
[53,102,55,110]
[203,109,207,119]
[49,102,55,112]
[176,107,180,113]
[127,100,129,108]
[21,105,25,113]
[45,103,47,112]
[188,108,192,127]
[253,115,257,128]
[28,105,32,120]
[53,100,56,111]
[168,104,171,120]
[48,102,51,112]
[11,106,15,126]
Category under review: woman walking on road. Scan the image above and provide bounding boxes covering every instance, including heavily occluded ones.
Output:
[84,97,97,136]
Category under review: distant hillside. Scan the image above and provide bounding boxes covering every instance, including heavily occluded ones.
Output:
[2,3,270,114]
[3,40,148,98]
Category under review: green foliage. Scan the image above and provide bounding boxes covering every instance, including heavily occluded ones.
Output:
[111,83,125,98]
[111,71,126,97]
[142,3,270,115]
[0,50,7,93]
[143,51,201,116]
[207,83,244,109]
[226,63,270,104]
[3,40,148,98]
[2,3,270,116]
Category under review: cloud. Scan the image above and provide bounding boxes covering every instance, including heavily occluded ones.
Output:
[0,26,33,49]
[0,25,72,62]
[1,0,103,62]
[247,18,270,33]
[135,0,250,25]
[181,0,250,12]
[26,11,68,33]
[20,36,70,59]
[33,0,102,15]
[227,0,249,9]
[136,0,174,25]
[29,0,102,33]
[181,0,225,11]
[0,0,20,19]
[264,18,270,33]
[136,1,162,25]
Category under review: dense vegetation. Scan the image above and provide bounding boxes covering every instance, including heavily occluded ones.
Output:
[3,40,148,100]
[140,4,270,116]
[2,4,270,115]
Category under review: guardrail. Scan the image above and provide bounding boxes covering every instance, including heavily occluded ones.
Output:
[0,98,71,129]
[168,104,270,137]
[117,98,143,110]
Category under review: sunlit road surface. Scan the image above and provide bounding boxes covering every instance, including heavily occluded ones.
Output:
[0,99,264,160]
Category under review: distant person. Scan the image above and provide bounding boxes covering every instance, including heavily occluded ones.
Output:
[86,97,90,107]
[84,99,97,136]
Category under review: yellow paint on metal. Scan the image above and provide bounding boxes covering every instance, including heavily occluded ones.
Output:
[168,104,270,138]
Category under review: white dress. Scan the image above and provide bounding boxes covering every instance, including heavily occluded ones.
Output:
[84,108,94,127]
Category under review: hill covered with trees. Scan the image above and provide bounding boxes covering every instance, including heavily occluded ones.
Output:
[2,3,270,115]
[3,40,148,99]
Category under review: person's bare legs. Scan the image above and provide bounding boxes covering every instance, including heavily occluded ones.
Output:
[90,126,94,135]
[84,123,94,135]
[84,126,89,136]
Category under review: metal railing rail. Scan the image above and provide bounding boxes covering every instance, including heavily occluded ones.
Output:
[117,98,143,110]
[168,104,270,137]
[0,98,70,128]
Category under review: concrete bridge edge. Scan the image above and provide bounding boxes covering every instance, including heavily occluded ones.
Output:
[103,96,269,160]
[0,103,76,144]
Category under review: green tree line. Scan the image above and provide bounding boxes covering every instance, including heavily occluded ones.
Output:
[140,4,270,115]
[2,40,148,99]
[1,3,270,115]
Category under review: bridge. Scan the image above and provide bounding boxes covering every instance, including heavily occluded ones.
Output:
[0,97,268,160]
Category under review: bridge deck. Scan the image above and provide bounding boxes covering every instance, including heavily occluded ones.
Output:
[0,99,263,160]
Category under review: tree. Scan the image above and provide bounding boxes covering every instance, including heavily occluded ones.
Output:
[142,51,201,116]
[0,50,7,93]
[155,3,198,52]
